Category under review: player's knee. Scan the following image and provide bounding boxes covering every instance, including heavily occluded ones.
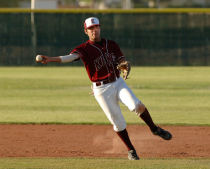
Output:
[113,122,127,132]
[133,102,145,116]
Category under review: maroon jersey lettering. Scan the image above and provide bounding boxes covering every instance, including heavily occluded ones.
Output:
[94,55,105,71]
[105,53,115,65]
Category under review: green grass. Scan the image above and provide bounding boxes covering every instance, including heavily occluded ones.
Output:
[0,158,209,169]
[0,67,210,125]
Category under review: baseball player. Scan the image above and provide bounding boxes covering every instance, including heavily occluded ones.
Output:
[36,17,172,160]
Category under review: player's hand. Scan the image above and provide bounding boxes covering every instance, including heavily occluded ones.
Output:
[41,55,51,64]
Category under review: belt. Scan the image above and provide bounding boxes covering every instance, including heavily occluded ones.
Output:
[95,77,119,86]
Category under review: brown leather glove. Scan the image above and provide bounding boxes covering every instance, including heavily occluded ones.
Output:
[117,60,131,80]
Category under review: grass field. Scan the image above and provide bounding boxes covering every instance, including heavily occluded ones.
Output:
[0,67,210,125]
[0,157,209,169]
[0,67,210,168]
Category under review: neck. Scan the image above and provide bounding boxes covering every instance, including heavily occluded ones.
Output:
[90,37,101,42]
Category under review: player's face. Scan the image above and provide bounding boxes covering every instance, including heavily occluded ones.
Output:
[84,25,101,42]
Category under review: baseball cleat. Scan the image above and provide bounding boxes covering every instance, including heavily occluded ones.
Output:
[128,150,140,160]
[152,127,172,140]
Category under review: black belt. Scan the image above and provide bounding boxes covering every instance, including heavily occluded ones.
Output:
[96,77,119,86]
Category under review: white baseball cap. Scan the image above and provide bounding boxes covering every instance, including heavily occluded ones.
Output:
[84,17,100,29]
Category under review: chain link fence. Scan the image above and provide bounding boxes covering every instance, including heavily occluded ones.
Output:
[0,9,210,66]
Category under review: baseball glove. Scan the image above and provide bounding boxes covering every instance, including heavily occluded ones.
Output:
[117,60,131,80]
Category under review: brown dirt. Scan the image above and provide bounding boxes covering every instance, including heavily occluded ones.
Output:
[0,125,209,158]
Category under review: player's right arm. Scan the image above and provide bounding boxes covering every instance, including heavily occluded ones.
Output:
[37,53,80,64]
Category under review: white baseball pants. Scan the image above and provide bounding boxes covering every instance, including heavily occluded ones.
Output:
[93,77,142,132]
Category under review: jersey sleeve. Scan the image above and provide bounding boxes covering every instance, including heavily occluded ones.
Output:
[70,44,87,61]
[114,42,125,62]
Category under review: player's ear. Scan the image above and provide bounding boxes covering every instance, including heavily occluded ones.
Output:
[84,29,88,35]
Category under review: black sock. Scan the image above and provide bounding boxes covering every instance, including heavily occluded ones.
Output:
[116,129,135,151]
[151,126,158,132]
[140,108,157,132]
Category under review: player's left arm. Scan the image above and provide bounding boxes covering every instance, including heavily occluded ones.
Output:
[118,58,126,63]
[114,42,127,64]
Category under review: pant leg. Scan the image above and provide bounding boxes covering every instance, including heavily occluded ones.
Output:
[116,77,142,114]
[93,83,127,132]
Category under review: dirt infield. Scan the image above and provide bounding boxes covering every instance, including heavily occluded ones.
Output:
[0,125,209,158]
